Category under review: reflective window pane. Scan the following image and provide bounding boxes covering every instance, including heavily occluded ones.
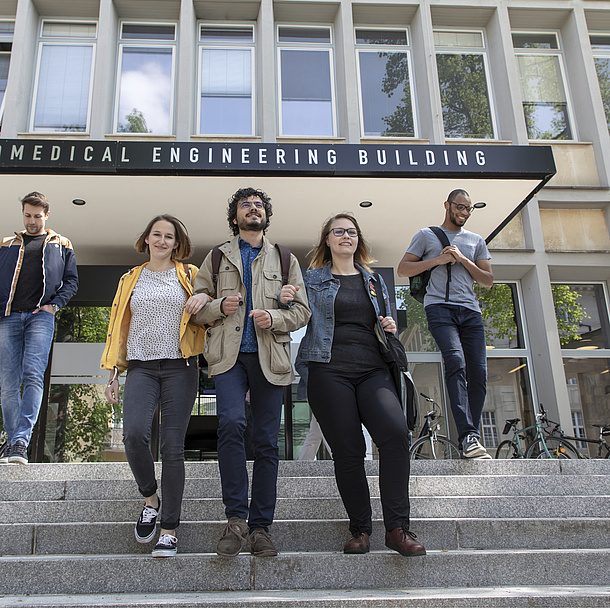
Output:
[33,44,93,132]
[358,50,414,137]
[516,54,571,140]
[553,284,610,349]
[280,49,333,136]
[477,283,524,349]
[0,52,10,111]
[512,33,559,49]
[200,48,252,135]
[593,57,610,132]
[200,26,253,43]
[121,23,175,41]
[436,53,494,138]
[408,362,451,437]
[434,31,483,48]
[355,29,407,46]
[42,21,96,38]
[396,287,437,352]
[117,46,173,134]
[590,34,610,50]
[563,358,610,457]
[278,26,330,44]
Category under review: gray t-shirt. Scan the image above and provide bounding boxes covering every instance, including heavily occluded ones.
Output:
[406,227,491,312]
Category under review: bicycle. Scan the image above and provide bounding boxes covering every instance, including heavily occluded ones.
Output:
[409,393,460,460]
[547,422,610,459]
[495,404,580,459]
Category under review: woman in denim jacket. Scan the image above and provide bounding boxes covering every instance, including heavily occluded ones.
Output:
[298,213,425,557]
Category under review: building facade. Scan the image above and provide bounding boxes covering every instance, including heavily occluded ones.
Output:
[1,0,609,460]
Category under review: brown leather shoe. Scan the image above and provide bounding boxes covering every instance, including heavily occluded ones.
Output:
[343,532,370,554]
[385,528,426,556]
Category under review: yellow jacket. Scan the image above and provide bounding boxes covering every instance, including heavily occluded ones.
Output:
[100,260,205,375]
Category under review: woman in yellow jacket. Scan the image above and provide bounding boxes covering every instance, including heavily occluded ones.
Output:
[101,214,208,557]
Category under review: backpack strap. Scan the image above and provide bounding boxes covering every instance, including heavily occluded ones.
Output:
[429,226,452,302]
[274,243,291,286]
[182,262,191,284]
[211,242,228,291]
[372,273,388,318]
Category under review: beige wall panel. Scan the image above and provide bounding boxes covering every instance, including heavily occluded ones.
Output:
[541,209,610,251]
[543,143,600,188]
[488,212,525,250]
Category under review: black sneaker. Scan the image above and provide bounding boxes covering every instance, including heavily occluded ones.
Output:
[8,440,28,464]
[152,533,177,557]
[135,502,159,543]
[461,434,487,459]
[0,445,11,464]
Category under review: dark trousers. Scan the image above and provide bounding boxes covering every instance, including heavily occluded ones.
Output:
[122,357,198,530]
[426,303,487,445]
[307,365,411,536]
[213,352,283,530]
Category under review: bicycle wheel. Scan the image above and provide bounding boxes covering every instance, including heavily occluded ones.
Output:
[410,435,460,460]
[495,440,521,459]
[525,436,580,459]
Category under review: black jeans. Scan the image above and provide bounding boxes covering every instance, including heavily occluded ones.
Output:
[122,357,198,530]
[307,365,411,536]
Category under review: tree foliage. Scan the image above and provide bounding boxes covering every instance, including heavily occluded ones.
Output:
[594,57,610,133]
[118,108,151,133]
[551,284,589,345]
[378,52,414,137]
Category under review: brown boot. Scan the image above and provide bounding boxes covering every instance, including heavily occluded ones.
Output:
[216,517,248,557]
[385,527,426,556]
[343,532,370,554]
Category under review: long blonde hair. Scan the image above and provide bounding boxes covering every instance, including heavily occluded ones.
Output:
[307,213,376,272]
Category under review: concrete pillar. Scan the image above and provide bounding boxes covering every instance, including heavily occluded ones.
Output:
[257,0,276,143]
[175,0,197,140]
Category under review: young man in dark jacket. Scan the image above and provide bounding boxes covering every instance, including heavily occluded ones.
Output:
[0,192,78,464]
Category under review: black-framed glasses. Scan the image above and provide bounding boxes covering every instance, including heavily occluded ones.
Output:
[448,200,475,213]
[239,200,265,210]
[328,227,358,237]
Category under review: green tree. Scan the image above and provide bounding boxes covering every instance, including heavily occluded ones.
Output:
[551,284,589,346]
[118,108,151,133]
[378,52,415,137]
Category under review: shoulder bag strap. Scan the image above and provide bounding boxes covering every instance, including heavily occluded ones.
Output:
[429,226,452,302]
[274,243,291,286]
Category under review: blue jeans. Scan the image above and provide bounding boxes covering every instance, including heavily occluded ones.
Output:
[122,357,198,530]
[0,311,56,445]
[426,304,487,445]
[213,352,283,531]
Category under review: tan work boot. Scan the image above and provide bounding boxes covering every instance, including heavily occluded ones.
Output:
[216,516,248,557]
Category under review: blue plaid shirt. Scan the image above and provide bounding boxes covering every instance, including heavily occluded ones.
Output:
[239,238,262,352]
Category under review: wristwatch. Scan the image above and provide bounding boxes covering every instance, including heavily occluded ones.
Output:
[51,303,60,313]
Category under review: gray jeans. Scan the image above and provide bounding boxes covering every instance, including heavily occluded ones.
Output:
[122,357,197,530]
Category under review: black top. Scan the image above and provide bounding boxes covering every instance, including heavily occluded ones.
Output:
[328,273,386,373]
[11,234,45,312]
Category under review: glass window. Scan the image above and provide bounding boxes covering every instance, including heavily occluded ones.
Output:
[277,26,335,136]
[571,410,587,449]
[477,283,525,349]
[563,358,610,457]
[114,22,176,134]
[480,411,499,449]
[590,34,610,133]
[0,21,13,122]
[434,29,495,139]
[513,31,574,140]
[30,21,96,132]
[355,28,415,138]
[552,283,610,349]
[198,24,254,136]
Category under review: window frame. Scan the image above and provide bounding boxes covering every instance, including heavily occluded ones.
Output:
[0,19,14,122]
[589,32,610,133]
[112,20,178,135]
[354,26,418,139]
[512,29,577,142]
[433,27,498,140]
[276,24,337,137]
[29,19,98,133]
[196,22,256,137]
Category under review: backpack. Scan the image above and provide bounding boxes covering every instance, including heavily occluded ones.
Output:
[210,242,291,292]
[409,226,452,304]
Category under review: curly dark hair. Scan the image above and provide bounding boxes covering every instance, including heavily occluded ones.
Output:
[227,187,273,236]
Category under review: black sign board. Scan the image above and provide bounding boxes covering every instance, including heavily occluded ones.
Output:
[0,139,555,179]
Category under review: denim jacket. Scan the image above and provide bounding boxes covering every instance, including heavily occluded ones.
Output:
[298,263,392,363]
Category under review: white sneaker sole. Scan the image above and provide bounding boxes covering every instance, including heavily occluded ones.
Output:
[152,548,177,557]
[8,456,28,464]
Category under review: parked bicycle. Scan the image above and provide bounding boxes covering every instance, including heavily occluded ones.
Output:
[495,404,580,459]
[409,394,460,460]
[547,422,610,459]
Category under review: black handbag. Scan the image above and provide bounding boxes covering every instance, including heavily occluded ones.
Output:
[373,275,419,431]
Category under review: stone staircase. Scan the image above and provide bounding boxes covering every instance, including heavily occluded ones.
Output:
[0,459,609,607]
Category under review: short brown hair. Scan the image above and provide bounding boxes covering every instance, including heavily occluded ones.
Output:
[308,213,376,272]
[21,191,50,214]
[135,214,192,261]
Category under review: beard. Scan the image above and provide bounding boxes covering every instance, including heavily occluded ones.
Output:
[237,212,266,232]
[448,209,467,226]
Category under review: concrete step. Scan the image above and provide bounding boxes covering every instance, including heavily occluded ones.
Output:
[1,473,608,502]
[0,549,609,595]
[2,493,609,524]
[4,516,609,557]
[1,585,609,608]
[1,458,609,481]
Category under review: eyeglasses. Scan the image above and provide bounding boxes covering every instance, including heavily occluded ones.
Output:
[448,201,475,213]
[328,227,358,237]
[239,200,265,210]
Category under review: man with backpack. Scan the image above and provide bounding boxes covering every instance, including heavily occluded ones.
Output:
[397,189,493,459]
[192,187,310,557]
